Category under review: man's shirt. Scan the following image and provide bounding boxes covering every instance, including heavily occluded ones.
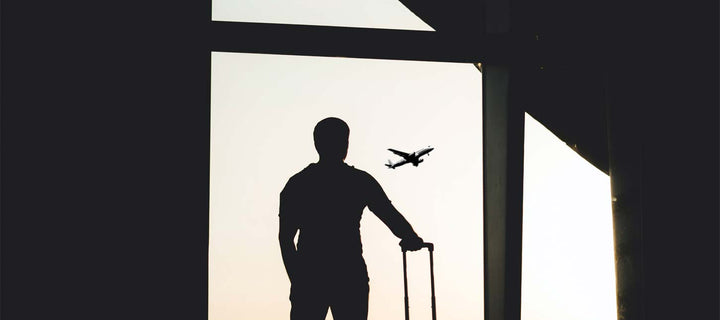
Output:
[280,162,417,282]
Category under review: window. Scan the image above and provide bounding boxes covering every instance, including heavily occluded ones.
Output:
[209,52,483,319]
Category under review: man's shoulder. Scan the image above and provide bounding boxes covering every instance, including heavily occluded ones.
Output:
[284,163,375,187]
[286,163,316,182]
[344,165,379,185]
[282,164,315,191]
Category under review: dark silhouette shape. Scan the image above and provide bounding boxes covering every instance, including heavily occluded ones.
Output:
[279,117,425,320]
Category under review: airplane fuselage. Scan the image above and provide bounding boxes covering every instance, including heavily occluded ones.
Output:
[386,146,434,169]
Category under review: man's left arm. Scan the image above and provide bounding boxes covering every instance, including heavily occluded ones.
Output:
[365,174,424,251]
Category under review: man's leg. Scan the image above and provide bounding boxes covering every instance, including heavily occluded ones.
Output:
[290,299,329,320]
[328,280,369,320]
[290,283,330,320]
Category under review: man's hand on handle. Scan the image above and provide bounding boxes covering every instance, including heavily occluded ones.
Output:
[399,236,425,251]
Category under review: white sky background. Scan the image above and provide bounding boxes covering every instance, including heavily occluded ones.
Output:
[212,0,434,30]
[210,52,484,320]
[522,114,617,320]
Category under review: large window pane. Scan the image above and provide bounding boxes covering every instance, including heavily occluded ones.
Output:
[210,52,481,320]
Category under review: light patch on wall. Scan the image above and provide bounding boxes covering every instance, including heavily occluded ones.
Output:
[521,113,617,320]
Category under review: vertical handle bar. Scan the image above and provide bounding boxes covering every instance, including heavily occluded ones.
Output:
[402,242,436,320]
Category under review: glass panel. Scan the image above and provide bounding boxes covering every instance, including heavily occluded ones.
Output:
[209,52,482,320]
[522,113,618,320]
[212,0,433,31]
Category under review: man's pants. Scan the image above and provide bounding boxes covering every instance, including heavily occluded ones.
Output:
[290,278,369,320]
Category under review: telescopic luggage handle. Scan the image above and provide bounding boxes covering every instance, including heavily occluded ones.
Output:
[402,242,433,252]
[402,242,436,320]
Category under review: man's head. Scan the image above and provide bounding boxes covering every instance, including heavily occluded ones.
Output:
[313,117,349,162]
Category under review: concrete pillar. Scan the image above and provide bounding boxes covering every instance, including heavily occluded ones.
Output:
[482,65,524,320]
[482,0,524,318]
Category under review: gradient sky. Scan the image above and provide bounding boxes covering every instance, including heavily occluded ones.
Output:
[209,52,617,320]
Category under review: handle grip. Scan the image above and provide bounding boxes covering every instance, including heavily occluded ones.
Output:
[402,242,434,252]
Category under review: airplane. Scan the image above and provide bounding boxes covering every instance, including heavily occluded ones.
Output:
[385,146,434,169]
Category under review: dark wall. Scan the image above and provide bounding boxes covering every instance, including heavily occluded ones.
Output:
[511,0,720,315]
[604,0,719,318]
[2,0,210,319]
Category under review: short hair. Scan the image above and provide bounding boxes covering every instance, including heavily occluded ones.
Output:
[313,117,349,159]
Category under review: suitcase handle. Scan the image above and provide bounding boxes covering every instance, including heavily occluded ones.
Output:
[422,242,434,251]
[401,242,434,252]
[402,242,436,320]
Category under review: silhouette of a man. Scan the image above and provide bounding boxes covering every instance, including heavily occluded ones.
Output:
[279,117,424,320]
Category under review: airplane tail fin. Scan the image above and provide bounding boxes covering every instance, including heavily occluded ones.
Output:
[385,160,393,168]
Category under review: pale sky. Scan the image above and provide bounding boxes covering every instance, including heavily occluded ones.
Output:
[209,52,617,320]
[212,0,434,30]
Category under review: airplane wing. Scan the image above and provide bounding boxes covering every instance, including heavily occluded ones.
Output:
[388,148,410,158]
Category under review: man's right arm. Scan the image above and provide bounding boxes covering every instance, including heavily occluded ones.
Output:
[278,216,298,282]
[278,184,300,282]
